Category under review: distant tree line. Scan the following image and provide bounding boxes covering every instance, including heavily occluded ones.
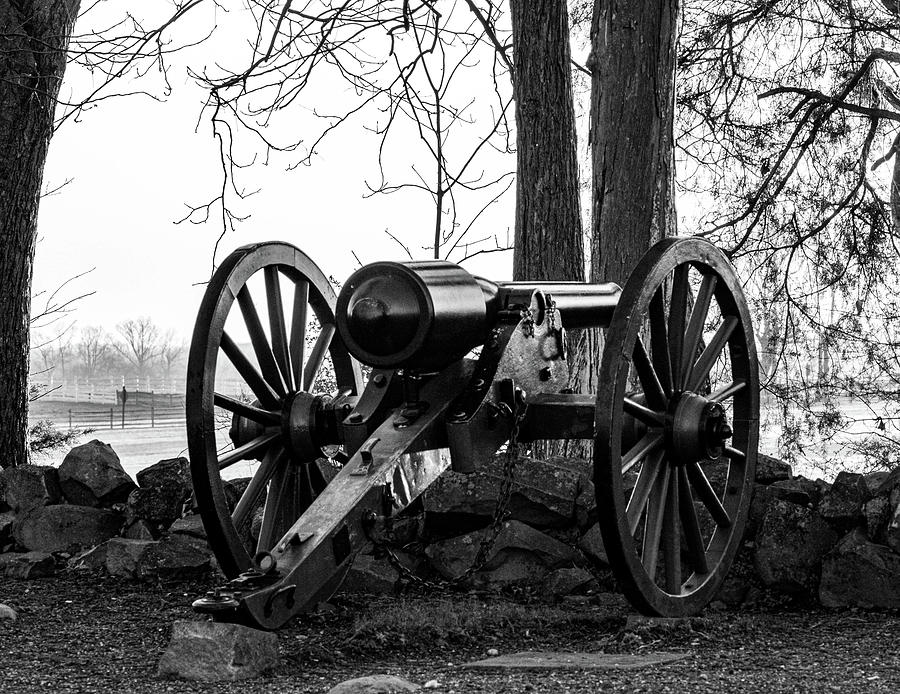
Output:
[30,317,186,387]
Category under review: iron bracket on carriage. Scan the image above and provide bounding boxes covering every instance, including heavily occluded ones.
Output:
[186,237,759,629]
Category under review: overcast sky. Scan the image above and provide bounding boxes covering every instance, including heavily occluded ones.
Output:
[32,5,518,344]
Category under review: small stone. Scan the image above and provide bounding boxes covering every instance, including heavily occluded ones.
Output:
[169,514,206,539]
[0,551,55,579]
[423,680,440,689]
[0,603,17,622]
[486,648,499,657]
[818,472,869,530]
[128,458,193,528]
[157,620,278,681]
[58,440,136,507]
[768,477,827,508]
[327,675,421,693]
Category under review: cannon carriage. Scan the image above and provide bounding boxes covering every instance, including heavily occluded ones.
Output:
[185,236,758,629]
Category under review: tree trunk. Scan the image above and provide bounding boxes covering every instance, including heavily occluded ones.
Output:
[589,0,679,286]
[0,0,81,468]
[510,0,583,283]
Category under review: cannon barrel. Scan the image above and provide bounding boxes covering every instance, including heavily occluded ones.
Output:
[336,260,621,370]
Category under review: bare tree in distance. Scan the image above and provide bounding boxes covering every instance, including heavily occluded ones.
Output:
[159,330,186,381]
[76,326,112,381]
[116,317,162,382]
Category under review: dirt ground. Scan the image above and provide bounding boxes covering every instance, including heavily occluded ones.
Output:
[1,572,899,693]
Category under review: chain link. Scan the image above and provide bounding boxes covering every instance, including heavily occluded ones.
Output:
[370,399,527,589]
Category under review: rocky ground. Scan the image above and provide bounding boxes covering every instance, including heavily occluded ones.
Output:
[1,572,899,693]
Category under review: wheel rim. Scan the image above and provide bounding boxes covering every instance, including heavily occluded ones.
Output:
[186,242,362,578]
[595,237,759,616]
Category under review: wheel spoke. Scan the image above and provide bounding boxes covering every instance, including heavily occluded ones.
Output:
[632,337,667,411]
[642,463,671,577]
[710,379,746,403]
[626,450,665,535]
[662,469,681,594]
[304,324,336,391]
[218,431,280,471]
[237,287,286,396]
[724,445,745,461]
[214,393,280,426]
[290,280,310,392]
[624,397,665,427]
[220,332,281,410]
[678,466,709,575]
[265,267,293,392]
[680,274,717,387]
[231,447,283,530]
[622,431,664,474]
[686,316,738,393]
[668,265,689,389]
[256,463,302,553]
[685,460,732,528]
[649,288,673,397]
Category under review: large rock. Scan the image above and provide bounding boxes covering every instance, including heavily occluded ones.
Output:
[127,458,193,529]
[755,454,792,484]
[863,497,891,541]
[58,440,136,507]
[424,456,588,530]
[78,536,212,581]
[426,520,580,586]
[0,551,55,578]
[0,465,61,513]
[819,529,900,609]
[883,502,900,554]
[818,472,869,530]
[340,553,399,595]
[768,476,828,508]
[576,523,608,567]
[541,567,597,598]
[157,620,278,681]
[13,505,122,553]
[327,675,420,693]
[754,498,839,595]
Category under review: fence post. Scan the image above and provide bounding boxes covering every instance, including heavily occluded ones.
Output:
[68,409,72,429]
[151,406,155,428]
[121,399,126,429]
[110,408,114,430]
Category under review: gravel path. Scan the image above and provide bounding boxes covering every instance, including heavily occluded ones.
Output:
[1,573,899,693]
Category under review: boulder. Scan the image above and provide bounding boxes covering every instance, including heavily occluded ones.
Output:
[541,567,597,598]
[0,551,55,578]
[818,472,869,530]
[13,505,123,553]
[874,466,900,498]
[864,471,890,496]
[340,553,399,595]
[223,477,251,511]
[157,620,278,681]
[424,456,587,530]
[128,458,192,528]
[863,497,891,542]
[0,465,61,513]
[58,440,135,507]
[123,519,156,540]
[576,523,608,567]
[327,675,420,694]
[425,520,580,586]
[768,476,827,508]
[883,503,900,554]
[0,511,14,543]
[819,529,900,609]
[754,498,839,595]
[82,536,212,581]
[169,514,206,540]
[755,454,792,484]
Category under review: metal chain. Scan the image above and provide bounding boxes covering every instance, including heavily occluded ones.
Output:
[369,400,526,589]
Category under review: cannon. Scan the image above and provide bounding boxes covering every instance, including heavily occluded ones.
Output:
[186,237,758,628]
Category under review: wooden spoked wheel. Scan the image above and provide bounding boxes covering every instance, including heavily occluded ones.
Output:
[186,242,362,578]
[595,237,759,616]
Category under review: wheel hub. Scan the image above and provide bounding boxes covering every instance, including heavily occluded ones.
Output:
[669,392,732,464]
[229,391,329,462]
